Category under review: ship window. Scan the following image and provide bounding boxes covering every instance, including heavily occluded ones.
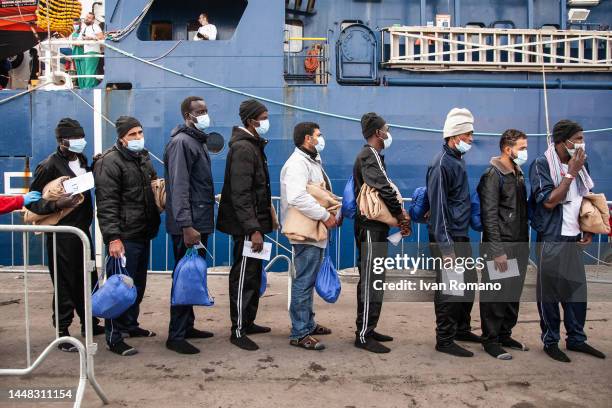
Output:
[137,0,248,41]
[150,21,173,41]
[284,20,304,53]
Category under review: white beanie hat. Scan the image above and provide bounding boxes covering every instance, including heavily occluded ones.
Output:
[443,108,474,138]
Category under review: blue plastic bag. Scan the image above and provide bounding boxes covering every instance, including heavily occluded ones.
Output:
[315,246,341,303]
[259,268,267,297]
[92,257,137,319]
[171,248,214,306]
[408,186,429,224]
[341,175,357,220]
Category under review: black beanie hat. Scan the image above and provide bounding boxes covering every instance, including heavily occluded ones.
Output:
[115,116,142,139]
[55,118,84,139]
[239,99,267,125]
[552,119,583,144]
[361,112,386,139]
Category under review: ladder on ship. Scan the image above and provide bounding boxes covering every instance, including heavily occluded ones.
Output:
[381,26,612,72]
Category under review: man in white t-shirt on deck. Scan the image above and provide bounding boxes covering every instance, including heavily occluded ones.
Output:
[77,12,104,88]
[194,12,217,41]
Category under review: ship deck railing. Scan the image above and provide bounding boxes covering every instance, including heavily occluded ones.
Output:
[381,26,612,72]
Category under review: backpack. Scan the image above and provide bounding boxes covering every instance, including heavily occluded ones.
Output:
[408,186,429,224]
[340,175,357,219]
[471,168,504,232]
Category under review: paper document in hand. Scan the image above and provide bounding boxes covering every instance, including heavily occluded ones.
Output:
[242,241,272,261]
[387,231,403,246]
[63,172,95,195]
[442,268,464,296]
[486,258,520,280]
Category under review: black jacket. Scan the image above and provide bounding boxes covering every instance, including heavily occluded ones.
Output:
[353,144,403,231]
[26,148,93,232]
[93,143,161,244]
[477,157,529,258]
[164,125,216,235]
[426,144,471,252]
[217,126,273,236]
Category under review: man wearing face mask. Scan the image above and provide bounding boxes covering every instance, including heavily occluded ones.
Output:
[477,129,530,360]
[426,107,481,357]
[93,116,161,356]
[26,118,104,352]
[164,96,216,354]
[217,99,274,351]
[530,119,605,362]
[353,112,411,354]
[77,12,103,89]
[280,122,336,351]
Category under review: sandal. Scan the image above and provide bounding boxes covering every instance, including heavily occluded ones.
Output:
[290,335,325,350]
[310,324,332,336]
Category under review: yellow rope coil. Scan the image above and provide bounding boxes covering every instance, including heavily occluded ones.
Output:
[36,0,82,36]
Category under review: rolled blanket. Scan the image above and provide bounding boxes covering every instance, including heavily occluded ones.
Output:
[282,182,341,242]
[23,176,84,225]
[150,178,166,213]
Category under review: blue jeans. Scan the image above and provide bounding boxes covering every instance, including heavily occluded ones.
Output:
[105,240,150,346]
[289,244,324,340]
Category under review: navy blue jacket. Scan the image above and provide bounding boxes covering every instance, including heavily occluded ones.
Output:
[529,155,591,240]
[164,125,215,235]
[426,144,471,252]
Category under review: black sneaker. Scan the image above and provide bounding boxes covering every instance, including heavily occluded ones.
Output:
[567,342,606,359]
[245,323,271,335]
[372,331,393,342]
[166,339,200,354]
[544,344,571,362]
[127,327,156,338]
[501,337,529,351]
[107,341,138,356]
[230,335,259,351]
[435,342,474,357]
[81,324,105,337]
[455,332,482,343]
[186,328,214,339]
[483,343,512,360]
[58,330,77,352]
[354,337,390,354]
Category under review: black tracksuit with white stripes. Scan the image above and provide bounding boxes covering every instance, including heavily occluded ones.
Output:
[353,145,403,343]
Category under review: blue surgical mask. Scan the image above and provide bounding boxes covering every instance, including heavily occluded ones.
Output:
[315,135,325,153]
[67,138,87,154]
[513,149,528,166]
[192,113,210,131]
[255,119,270,135]
[456,139,472,154]
[126,138,145,152]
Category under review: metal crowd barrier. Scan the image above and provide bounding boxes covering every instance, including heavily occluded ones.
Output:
[0,225,109,408]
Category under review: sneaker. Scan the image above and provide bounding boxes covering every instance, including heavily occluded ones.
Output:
[81,324,105,337]
[501,337,529,351]
[186,328,214,339]
[166,339,200,354]
[435,342,474,357]
[483,343,512,360]
[455,332,482,343]
[354,337,390,354]
[544,344,571,362]
[107,341,138,356]
[127,327,157,338]
[245,323,271,335]
[372,331,393,342]
[567,342,606,359]
[58,330,77,352]
[230,335,259,351]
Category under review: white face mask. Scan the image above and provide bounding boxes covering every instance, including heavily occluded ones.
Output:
[513,149,528,166]
[456,139,471,154]
[255,119,270,135]
[566,140,586,157]
[314,135,325,152]
[191,113,210,131]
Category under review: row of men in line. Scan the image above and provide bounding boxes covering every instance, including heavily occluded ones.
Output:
[20,98,605,362]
